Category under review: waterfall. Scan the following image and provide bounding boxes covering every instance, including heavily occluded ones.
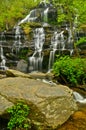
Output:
[0,1,85,74]
[43,7,49,23]
[73,91,86,104]
[29,27,45,72]
[12,25,22,54]
[48,31,58,71]
[60,31,65,50]
[68,29,74,56]
[48,30,65,71]
[0,31,6,44]
[65,24,74,55]
[18,9,37,25]
[0,45,7,70]
[0,31,7,70]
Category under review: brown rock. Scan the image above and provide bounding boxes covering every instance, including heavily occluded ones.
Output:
[0,77,77,129]
[6,69,31,78]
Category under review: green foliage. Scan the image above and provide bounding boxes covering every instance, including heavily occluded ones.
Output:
[0,0,41,31]
[7,101,31,130]
[52,0,86,27]
[18,48,29,60]
[76,37,86,46]
[21,22,41,34]
[58,14,66,25]
[53,56,86,86]
[0,0,86,31]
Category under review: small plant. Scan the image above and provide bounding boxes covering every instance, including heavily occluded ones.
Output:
[18,48,29,60]
[53,56,86,86]
[7,101,31,130]
[76,37,86,46]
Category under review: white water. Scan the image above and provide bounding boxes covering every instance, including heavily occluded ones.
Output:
[0,46,8,70]
[14,2,75,72]
[12,25,22,54]
[43,7,49,23]
[60,31,65,50]
[73,91,86,104]
[18,0,50,26]
[48,31,65,71]
[29,28,45,72]
[18,9,37,25]
[0,46,5,66]
[66,25,74,55]
[0,32,7,69]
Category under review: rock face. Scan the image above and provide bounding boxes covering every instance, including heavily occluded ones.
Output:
[17,59,28,73]
[0,71,77,129]
[6,69,31,78]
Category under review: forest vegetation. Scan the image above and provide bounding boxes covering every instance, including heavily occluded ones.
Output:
[0,0,86,86]
[0,0,86,31]
[0,1,86,130]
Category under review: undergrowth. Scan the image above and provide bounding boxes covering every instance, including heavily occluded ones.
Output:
[53,56,86,86]
[7,101,31,130]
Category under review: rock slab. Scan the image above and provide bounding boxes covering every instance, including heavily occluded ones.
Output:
[0,76,77,129]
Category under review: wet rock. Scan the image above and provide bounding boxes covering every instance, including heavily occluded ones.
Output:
[17,59,28,73]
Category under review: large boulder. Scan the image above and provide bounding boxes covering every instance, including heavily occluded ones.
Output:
[0,76,77,129]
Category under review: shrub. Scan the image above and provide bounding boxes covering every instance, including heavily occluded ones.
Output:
[7,101,31,130]
[53,56,86,86]
[75,37,86,46]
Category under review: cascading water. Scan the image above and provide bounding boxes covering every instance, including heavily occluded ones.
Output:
[12,25,22,54]
[0,45,7,70]
[73,91,86,104]
[0,31,8,70]
[43,7,49,23]
[48,30,65,71]
[48,24,75,71]
[0,1,82,72]
[18,0,50,26]
[18,9,38,25]
[0,31,6,44]
[29,27,45,72]
[65,25,74,55]
[60,31,65,50]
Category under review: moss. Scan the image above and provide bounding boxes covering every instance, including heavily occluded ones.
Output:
[21,22,41,29]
